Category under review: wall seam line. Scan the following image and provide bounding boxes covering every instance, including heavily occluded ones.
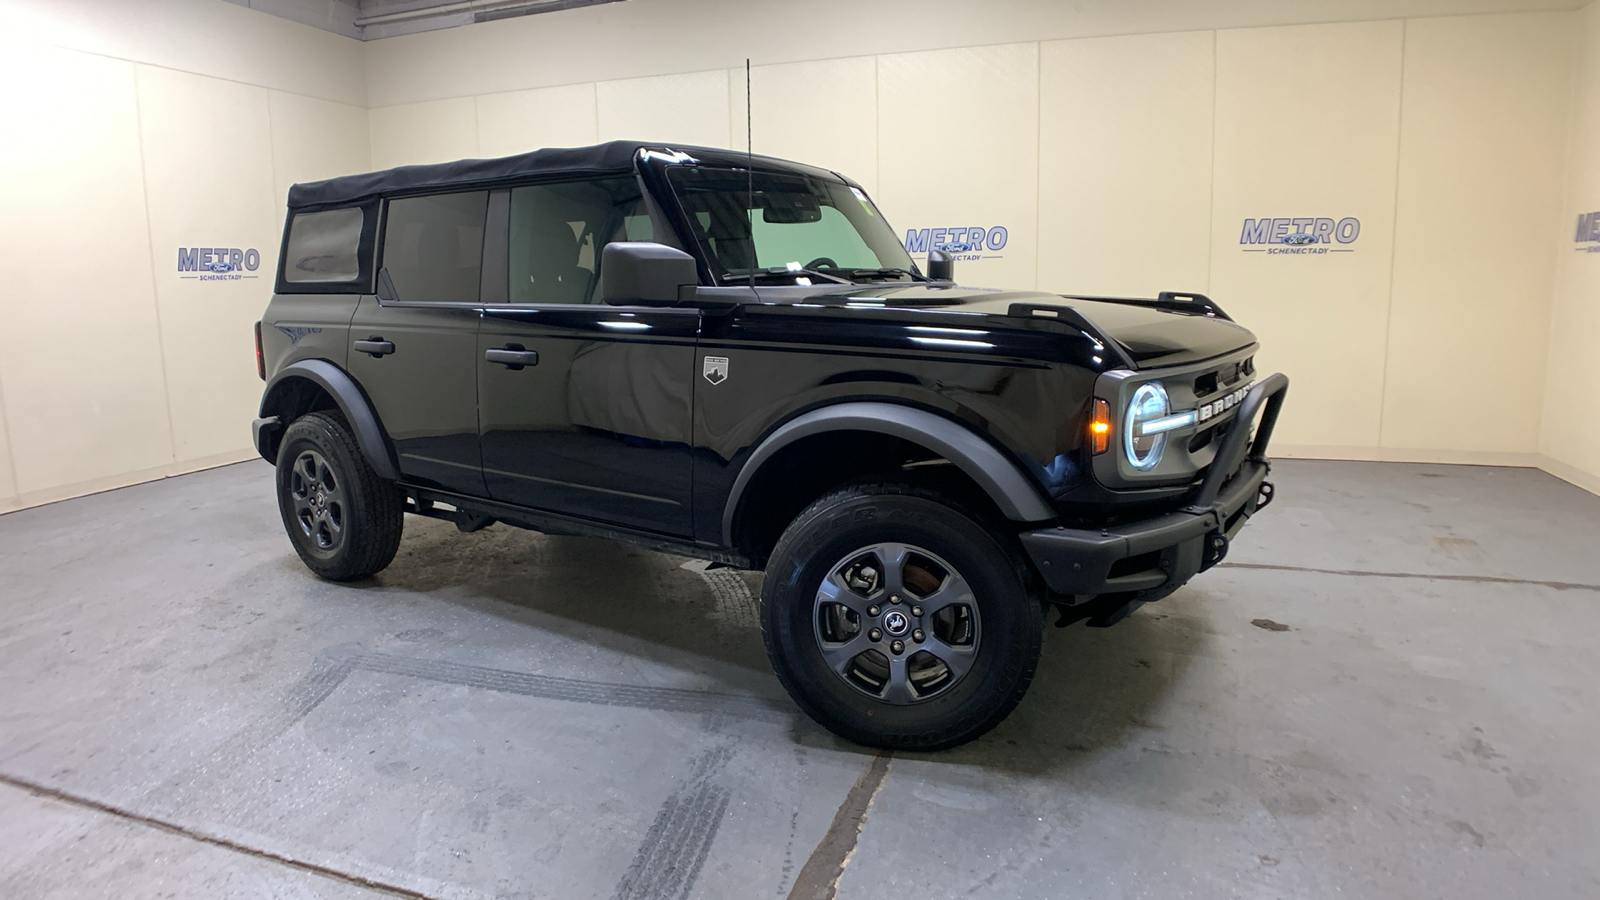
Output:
[1205,29,1218,292]
[1538,10,1586,462]
[471,93,482,155]
[38,43,361,110]
[131,65,181,466]
[1375,19,1409,450]
[1034,41,1043,292]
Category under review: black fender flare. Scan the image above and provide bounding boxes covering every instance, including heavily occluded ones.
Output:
[722,401,1057,546]
[258,359,400,482]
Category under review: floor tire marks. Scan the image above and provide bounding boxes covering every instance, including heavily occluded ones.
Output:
[145,645,782,826]
[613,745,734,900]
[146,648,357,812]
[351,652,785,721]
[680,560,759,631]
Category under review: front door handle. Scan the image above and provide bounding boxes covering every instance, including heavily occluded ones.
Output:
[485,346,539,370]
[353,338,395,358]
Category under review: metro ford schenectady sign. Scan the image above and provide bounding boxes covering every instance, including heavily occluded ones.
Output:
[1239,217,1361,255]
[904,226,1009,261]
[177,246,262,281]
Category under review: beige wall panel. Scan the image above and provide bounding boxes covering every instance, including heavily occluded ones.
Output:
[0,47,175,494]
[0,387,16,501]
[368,98,480,170]
[1544,2,1600,486]
[1209,21,1404,449]
[1385,14,1575,454]
[268,91,371,211]
[4,0,365,106]
[360,0,1584,108]
[731,57,880,196]
[135,65,281,463]
[1037,31,1215,297]
[595,70,731,148]
[477,83,600,158]
[877,43,1039,289]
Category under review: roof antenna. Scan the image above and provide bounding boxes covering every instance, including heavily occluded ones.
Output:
[746,57,755,292]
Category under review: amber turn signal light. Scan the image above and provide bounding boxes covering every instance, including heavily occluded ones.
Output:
[1090,398,1110,454]
[254,321,265,381]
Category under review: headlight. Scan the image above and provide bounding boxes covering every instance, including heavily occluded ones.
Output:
[1125,382,1170,470]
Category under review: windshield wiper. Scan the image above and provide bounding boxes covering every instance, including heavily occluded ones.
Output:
[834,267,927,283]
[720,266,852,285]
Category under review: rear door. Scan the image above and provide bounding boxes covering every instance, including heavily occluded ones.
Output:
[347,190,488,496]
[477,176,698,536]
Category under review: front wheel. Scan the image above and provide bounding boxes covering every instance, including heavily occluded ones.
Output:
[760,483,1043,750]
[275,411,403,581]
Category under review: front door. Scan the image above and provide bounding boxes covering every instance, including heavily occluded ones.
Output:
[476,176,697,536]
[347,190,488,497]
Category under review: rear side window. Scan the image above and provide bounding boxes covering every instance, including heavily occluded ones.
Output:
[283,208,364,282]
[382,192,488,303]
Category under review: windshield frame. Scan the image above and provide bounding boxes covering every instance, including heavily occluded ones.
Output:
[661,164,920,286]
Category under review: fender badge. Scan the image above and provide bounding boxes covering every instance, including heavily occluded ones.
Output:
[275,325,323,346]
[703,356,729,385]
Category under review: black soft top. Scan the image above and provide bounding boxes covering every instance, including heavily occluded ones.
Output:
[286,140,847,210]
[286,140,643,209]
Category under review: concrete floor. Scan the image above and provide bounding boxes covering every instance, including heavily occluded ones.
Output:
[1,460,1598,899]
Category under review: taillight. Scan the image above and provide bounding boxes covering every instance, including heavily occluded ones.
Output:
[254,321,265,380]
[1089,398,1110,454]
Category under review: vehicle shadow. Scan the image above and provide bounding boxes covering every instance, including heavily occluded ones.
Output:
[336,517,1203,774]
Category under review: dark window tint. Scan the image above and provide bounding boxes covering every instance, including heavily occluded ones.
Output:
[284,208,363,282]
[382,192,488,303]
[509,177,653,304]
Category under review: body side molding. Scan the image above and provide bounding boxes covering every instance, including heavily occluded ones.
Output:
[258,358,400,481]
[722,401,1057,546]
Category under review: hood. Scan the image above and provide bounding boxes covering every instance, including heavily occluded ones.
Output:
[782,284,1258,369]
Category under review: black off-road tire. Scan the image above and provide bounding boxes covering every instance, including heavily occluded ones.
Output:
[275,411,404,582]
[761,482,1044,750]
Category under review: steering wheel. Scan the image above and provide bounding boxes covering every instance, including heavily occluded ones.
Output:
[805,257,839,270]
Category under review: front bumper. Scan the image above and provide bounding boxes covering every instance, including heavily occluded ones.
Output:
[1020,372,1288,601]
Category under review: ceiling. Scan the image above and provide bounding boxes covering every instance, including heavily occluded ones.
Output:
[223,0,627,40]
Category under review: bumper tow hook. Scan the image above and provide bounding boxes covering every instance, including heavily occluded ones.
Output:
[1202,531,1229,571]
[1256,480,1276,512]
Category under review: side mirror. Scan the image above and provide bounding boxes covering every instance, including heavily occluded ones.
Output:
[599,242,699,305]
[926,248,955,282]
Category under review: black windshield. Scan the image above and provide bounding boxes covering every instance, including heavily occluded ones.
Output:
[667,168,917,283]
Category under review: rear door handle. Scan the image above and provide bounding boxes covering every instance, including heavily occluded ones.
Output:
[353,338,395,358]
[485,347,539,370]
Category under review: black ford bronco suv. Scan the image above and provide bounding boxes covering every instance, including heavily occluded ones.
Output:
[253,141,1287,750]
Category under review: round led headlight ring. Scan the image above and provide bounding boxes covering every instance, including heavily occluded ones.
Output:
[1125,382,1171,471]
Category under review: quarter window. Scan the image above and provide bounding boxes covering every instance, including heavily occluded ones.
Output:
[381,192,488,303]
[283,208,363,283]
[508,177,654,304]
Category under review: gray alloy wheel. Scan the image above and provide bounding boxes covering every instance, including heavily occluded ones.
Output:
[274,411,403,582]
[813,542,982,704]
[288,449,346,555]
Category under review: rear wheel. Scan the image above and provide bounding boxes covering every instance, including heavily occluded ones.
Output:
[275,411,403,581]
[761,483,1043,750]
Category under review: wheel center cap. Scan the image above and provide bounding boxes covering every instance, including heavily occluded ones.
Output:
[882,609,910,637]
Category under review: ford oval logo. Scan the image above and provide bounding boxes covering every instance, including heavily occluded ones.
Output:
[1281,232,1316,246]
[935,241,975,254]
[206,260,236,272]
